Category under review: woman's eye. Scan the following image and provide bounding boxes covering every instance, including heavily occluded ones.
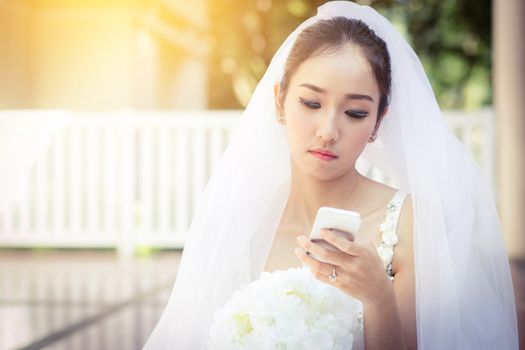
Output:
[299,97,321,109]
[299,97,368,119]
[345,110,369,119]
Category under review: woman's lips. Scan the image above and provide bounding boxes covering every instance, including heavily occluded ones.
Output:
[309,150,338,160]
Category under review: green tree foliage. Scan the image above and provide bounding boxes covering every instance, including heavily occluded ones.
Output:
[207,0,491,109]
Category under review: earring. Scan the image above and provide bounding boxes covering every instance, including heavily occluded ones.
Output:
[368,134,376,142]
[277,114,285,124]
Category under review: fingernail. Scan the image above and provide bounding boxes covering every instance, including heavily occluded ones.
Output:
[297,235,307,243]
[294,247,303,255]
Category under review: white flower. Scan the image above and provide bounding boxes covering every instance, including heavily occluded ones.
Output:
[207,266,362,350]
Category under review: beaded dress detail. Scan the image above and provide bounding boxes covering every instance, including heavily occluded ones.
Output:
[376,191,409,281]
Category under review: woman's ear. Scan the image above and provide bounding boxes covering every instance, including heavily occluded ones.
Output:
[369,106,389,142]
[273,83,285,124]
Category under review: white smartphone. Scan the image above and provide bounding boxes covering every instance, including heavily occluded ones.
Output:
[307,207,361,261]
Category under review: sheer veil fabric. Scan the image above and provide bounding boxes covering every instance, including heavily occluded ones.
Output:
[143,2,518,349]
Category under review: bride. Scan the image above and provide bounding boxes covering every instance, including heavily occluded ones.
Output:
[143,1,518,349]
[266,14,415,349]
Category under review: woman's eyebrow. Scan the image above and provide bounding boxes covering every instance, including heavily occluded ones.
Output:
[299,83,374,102]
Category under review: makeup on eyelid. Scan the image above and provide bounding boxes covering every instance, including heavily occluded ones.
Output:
[299,97,369,119]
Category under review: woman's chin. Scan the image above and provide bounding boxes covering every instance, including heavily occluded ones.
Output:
[304,168,348,182]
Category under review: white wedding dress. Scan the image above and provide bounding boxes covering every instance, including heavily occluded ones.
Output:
[253,190,409,350]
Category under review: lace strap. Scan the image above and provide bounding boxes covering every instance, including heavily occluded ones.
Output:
[376,191,409,280]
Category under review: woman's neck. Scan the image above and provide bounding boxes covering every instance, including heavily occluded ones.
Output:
[283,163,367,231]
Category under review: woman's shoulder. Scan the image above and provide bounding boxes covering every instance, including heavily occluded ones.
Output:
[359,176,400,213]
[361,176,413,271]
[361,175,411,204]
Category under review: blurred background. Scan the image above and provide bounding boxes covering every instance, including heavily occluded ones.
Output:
[0,0,523,349]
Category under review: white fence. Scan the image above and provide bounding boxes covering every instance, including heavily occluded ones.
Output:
[0,109,494,256]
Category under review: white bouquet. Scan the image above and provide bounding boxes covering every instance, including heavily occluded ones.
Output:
[207,266,363,350]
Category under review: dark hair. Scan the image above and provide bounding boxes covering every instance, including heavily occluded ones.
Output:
[279,17,391,120]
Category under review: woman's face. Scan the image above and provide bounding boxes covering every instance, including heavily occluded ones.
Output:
[275,45,383,181]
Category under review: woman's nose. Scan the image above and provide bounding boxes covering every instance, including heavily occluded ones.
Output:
[316,111,339,142]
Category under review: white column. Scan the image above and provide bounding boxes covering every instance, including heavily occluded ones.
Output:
[494,0,525,259]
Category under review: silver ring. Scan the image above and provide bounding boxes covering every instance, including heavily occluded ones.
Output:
[329,266,337,282]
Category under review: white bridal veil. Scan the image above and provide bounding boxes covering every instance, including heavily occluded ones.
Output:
[143,1,518,349]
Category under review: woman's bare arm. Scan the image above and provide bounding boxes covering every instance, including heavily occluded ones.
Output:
[363,195,417,350]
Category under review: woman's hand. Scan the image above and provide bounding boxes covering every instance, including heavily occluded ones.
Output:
[295,228,394,306]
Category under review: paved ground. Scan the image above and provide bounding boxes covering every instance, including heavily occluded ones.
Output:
[0,250,181,350]
[0,250,523,350]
